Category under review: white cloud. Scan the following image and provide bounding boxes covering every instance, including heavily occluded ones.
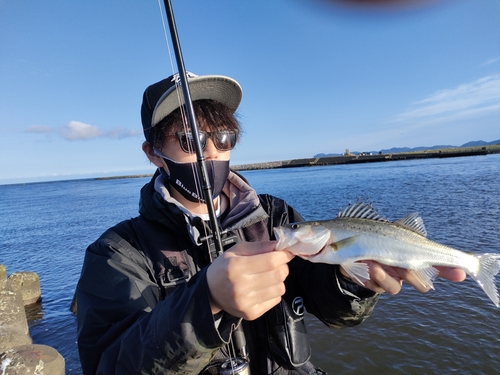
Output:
[60,121,142,141]
[26,125,53,134]
[482,57,500,66]
[25,121,143,141]
[348,75,500,151]
[393,74,500,124]
[61,121,103,141]
[106,127,143,139]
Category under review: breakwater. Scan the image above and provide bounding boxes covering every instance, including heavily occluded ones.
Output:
[0,265,65,375]
[232,145,499,171]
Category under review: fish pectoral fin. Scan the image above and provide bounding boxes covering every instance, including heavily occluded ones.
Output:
[410,267,439,290]
[341,262,370,285]
[331,235,359,251]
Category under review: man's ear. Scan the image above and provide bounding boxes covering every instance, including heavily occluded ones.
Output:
[142,141,164,168]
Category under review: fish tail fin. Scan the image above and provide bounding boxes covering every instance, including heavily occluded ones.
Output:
[470,253,500,307]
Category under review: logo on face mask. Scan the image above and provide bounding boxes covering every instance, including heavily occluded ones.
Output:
[160,157,230,203]
[174,178,200,200]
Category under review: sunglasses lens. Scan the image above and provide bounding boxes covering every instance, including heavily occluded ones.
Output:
[198,132,208,150]
[179,133,190,152]
[180,133,193,153]
[177,132,207,153]
[176,131,236,153]
[214,131,236,151]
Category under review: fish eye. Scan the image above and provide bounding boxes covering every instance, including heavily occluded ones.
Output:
[291,224,300,229]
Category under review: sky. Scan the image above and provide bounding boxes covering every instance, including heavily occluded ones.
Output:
[1,0,499,184]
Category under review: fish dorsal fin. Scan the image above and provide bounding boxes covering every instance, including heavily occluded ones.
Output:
[337,200,389,222]
[395,212,428,237]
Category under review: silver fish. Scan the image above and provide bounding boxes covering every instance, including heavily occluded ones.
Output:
[274,200,500,307]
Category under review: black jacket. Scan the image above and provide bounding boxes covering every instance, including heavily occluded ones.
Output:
[76,171,379,374]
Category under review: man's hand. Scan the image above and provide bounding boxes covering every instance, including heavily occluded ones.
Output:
[340,261,467,294]
[206,241,295,320]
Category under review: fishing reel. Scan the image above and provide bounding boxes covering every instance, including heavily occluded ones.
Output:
[217,324,250,375]
[217,357,250,375]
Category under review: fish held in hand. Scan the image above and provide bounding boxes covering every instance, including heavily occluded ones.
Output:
[274,200,500,307]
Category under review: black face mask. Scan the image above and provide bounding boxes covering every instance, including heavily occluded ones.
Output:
[159,156,230,203]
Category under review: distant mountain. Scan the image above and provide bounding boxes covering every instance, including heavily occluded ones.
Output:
[460,139,500,147]
[378,144,455,154]
[313,139,500,158]
[314,152,344,158]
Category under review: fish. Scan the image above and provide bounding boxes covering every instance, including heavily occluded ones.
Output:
[273,200,500,307]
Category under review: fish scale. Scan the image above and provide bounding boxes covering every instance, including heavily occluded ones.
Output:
[333,218,478,269]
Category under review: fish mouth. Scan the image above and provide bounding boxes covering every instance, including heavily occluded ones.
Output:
[274,225,331,256]
[300,244,328,258]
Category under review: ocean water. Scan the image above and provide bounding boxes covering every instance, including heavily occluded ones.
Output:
[0,154,499,374]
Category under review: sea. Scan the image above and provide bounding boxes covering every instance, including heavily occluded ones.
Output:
[1,154,499,374]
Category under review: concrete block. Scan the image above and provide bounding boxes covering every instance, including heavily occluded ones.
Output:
[0,289,29,336]
[0,270,64,375]
[0,326,32,354]
[7,272,41,305]
[0,265,6,282]
[0,344,65,375]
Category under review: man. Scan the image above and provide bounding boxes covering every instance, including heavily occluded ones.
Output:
[76,72,465,374]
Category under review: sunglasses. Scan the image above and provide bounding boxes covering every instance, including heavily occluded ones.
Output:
[172,130,238,153]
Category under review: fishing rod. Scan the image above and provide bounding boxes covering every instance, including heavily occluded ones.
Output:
[160,2,250,374]
[161,0,224,258]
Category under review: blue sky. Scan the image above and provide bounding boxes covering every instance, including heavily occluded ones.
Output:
[1,0,499,184]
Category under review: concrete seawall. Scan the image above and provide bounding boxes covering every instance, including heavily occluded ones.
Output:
[0,264,65,375]
[232,146,498,171]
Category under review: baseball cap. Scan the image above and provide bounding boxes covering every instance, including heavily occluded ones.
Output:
[141,72,242,141]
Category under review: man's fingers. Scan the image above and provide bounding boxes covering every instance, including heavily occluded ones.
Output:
[366,261,403,294]
[398,268,431,293]
[229,241,295,262]
[436,266,466,282]
[229,240,277,256]
[207,241,294,319]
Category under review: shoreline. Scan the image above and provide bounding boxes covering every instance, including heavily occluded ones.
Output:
[95,144,500,180]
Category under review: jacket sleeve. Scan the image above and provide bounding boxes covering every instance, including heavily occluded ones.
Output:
[260,194,380,328]
[76,222,235,375]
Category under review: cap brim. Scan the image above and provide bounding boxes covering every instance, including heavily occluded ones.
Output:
[151,75,242,127]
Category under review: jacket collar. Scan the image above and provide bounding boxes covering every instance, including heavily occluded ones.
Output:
[138,169,269,243]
